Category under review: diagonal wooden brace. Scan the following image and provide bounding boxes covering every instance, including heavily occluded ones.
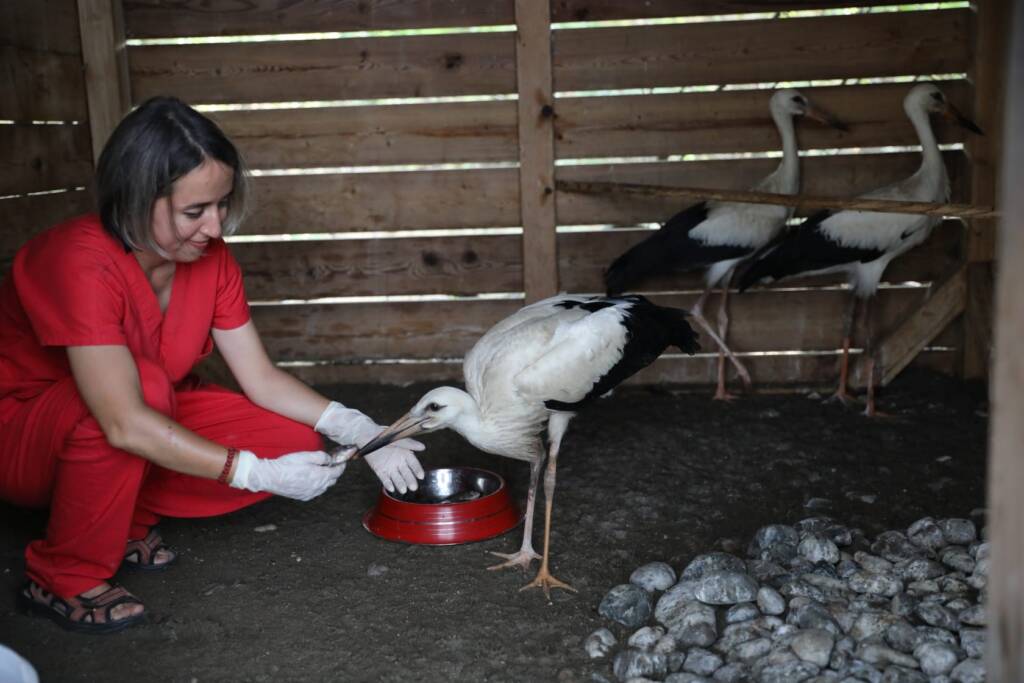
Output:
[850,266,967,389]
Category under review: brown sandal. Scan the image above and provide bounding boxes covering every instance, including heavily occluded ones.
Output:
[123,528,177,572]
[17,581,146,634]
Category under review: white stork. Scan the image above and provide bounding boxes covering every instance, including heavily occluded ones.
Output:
[737,83,982,415]
[352,294,699,596]
[605,89,846,400]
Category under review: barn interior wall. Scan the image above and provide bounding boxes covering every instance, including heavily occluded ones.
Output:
[0,0,998,390]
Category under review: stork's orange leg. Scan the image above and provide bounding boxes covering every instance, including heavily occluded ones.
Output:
[861,304,892,418]
[520,438,575,598]
[692,287,752,392]
[712,276,743,401]
[488,455,542,571]
[828,292,860,406]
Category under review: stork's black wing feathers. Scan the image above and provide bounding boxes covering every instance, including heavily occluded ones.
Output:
[604,202,753,295]
[544,295,699,411]
[736,210,886,292]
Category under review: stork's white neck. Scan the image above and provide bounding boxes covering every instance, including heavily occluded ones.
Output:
[771,108,800,195]
[443,387,546,460]
[907,100,943,176]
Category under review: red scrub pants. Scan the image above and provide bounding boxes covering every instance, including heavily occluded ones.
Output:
[0,358,322,598]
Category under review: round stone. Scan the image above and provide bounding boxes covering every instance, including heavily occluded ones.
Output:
[584,627,617,659]
[757,586,786,616]
[630,562,677,592]
[600,584,654,629]
[694,571,759,605]
[798,534,840,564]
[681,552,747,581]
[938,519,976,545]
[914,640,960,676]
[789,629,834,667]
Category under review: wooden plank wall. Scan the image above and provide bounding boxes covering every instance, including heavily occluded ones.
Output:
[0,1,95,275]
[115,2,978,387]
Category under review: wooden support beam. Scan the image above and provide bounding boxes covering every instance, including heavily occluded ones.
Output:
[962,0,1011,378]
[850,267,966,389]
[557,179,997,220]
[77,0,129,164]
[986,2,1024,678]
[515,0,558,303]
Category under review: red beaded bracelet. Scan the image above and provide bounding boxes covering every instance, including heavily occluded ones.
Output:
[218,447,239,485]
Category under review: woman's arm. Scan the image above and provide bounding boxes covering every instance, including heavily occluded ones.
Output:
[67,344,234,479]
[211,320,329,426]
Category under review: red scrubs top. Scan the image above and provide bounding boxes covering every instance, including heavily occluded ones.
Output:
[0,214,251,425]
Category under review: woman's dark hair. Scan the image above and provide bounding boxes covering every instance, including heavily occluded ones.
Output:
[96,96,251,252]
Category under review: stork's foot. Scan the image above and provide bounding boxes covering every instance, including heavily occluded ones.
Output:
[735,367,753,391]
[825,389,860,407]
[519,567,577,599]
[863,402,895,419]
[712,387,741,402]
[487,549,541,573]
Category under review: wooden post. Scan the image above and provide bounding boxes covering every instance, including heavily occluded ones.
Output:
[514,0,558,303]
[962,0,1010,379]
[986,1,1024,677]
[77,0,130,164]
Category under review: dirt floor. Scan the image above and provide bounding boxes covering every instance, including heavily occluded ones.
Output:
[0,369,988,682]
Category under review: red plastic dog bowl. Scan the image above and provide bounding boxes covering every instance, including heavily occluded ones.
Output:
[362,467,521,545]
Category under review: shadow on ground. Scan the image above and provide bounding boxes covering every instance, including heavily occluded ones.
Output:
[0,369,988,682]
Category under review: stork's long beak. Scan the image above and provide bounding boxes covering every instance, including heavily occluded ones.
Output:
[942,102,984,135]
[349,411,430,461]
[805,105,848,132]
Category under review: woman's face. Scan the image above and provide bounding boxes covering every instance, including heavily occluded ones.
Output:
[150,158,234,262]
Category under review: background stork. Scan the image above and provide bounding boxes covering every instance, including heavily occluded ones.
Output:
[353,294,699,596]
[737,83,982,415]
[604,89,846,400]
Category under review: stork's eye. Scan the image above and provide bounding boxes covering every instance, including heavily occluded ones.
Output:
[791,95,805,104]
[931,92,944,102]
[427,402,443,412]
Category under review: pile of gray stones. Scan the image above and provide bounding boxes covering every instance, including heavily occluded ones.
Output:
[587,516,988,683]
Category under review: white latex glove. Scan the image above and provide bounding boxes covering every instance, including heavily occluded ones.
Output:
[315,401,425,493]
[364,445,425,494]
[229,449,345,502]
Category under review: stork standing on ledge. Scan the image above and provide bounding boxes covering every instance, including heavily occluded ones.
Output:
[737,83,982,415]
[604,89,846,400]
[352,294,699,596]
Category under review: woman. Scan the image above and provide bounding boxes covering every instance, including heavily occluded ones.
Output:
[0,96,424,634]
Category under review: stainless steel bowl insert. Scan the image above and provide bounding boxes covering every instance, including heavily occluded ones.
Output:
[389,467,501,504]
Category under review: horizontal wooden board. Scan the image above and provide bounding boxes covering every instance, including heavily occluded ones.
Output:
[0,0,81,52]
[0,46,89,121]
[555,81,974,160]
[556,151,968,227]
[123,0,517,39]
[209,81,974,169]
[122,0,895,38]
[236,233,523,300]
[280,348,956,388]
[0,124,94,195]
[249,286,936,362]
[252,298,521,360]
[129,32,517,105]
[234,219,960,302]
[552,10,970,92]
[0,189,96,274]
[550,1,881,22]
[207,99,518,168]
[0,1,85,120]
[245,167,519,234]
[558,220,964,294]
[241,151,966,235]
